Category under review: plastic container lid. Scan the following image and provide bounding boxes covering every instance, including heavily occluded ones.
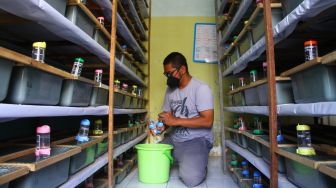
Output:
[252,184,263,188]
[157,121,164,127]
[95,119,102,124]
[304,40,317,46]
[230,160,238,166]
[33,42,46,48]
[97,16,104,20]
[250,70,257,74]
[296,147,316,156]
[95,69,103,74]
[36,125,50,134]
[75,57,84,63]
[277,135,284,142]
[149,123,156,130]
[242,170,249,175]
[244,20,249,25]
[262,62,267,67]
[253,171,261,177]
[239,77,245,80]
[133,85,138,88]
[241,161,248,165]
[121,45,127,49]
[114,80,120,83]
[296,124,310,131]
[233,36,238,40]
[81,119,90,126]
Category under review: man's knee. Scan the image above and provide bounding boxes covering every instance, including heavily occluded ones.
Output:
[179,169,206,187]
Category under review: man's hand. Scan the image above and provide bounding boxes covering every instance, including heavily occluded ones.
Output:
[158,112,177,126]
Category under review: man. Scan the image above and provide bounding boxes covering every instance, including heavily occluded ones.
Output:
[157,52,214,187]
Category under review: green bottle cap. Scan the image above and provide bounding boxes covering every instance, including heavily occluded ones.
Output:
[250,70,257,74]
[253,129,264,135]
[75,57,84,63]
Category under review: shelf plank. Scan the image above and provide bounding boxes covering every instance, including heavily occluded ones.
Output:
[121,0,147,40]
[319,163,336,179]
[0,165,29,185]
[223,106,269,115]
[225,140,297,188]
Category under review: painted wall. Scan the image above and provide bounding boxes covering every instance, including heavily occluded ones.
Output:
[149,0,222,155]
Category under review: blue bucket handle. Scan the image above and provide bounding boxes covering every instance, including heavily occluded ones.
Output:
[163,150,174,164]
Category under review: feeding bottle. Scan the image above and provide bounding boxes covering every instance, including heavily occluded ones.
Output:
[252,171,263,188]
[296,124,316,156]
[238,117,246,131]
[32,42,46,63]
[229,83,235,91]
[241,161,249,178]
[122,83,128,92]
[149,120,161,135]
[76,119,91,142]
[304,40,318,62]
[262,62,267,78]
[132,85,138,96]
[277,128,284,144]
[157,121,164,132]
[97,16,104,26]
[114,80,120,90]
[253,117,263,135]
[93,119,103,135]
[71,57,85,77]
[137,87,143,97]
[35,125,51,158]
[230,153,238,168]
[250,70,258,83]
[233,116,240,129]
[94,69,103,87]
[239,77,245,87]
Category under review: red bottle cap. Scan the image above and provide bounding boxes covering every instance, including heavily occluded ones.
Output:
[304,40,317,46]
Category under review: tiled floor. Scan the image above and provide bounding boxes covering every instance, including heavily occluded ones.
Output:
[116,157,238,188]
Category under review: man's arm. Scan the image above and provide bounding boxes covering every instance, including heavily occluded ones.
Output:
[158,109,214,128]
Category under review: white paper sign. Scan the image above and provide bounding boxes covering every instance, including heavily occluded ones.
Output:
[193,23,218,63]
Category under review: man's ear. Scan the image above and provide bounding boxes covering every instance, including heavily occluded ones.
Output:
[180,65,187,75]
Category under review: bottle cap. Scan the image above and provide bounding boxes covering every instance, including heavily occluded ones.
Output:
[253,129,264,135]
[250,70,257,74]
[242,170,249,175]
[230,160,238,166]
[277,135,284,142]
[157,121,164,127]
[95,119,102,124]
[81,119,90,126]
[304,40,317,46]
[133,85,138,89]
[95,69,103,74]
[114,80,120,84]
[239,77,245,80]
[121,45,127,49]
[149,123,156,130]
[253,171,261,177]
[75,57,84,63]
[36,125,50,134]
[252,184,263,188]
[242,161,248,165]
[97,16,104,20]
[296,124,310,131]
[33,42,46,48]
[262,62,267,67]
[244,20,249,25]
[296,147,316,156]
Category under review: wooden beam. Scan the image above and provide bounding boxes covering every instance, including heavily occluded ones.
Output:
[263,0,278,187]
[280,57,322,77]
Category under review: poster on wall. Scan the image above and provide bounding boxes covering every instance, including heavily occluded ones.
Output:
[193,23,218,63]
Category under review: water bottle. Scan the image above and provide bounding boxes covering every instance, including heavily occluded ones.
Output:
[296,124,316,156]
[114,80,120,90]
[94,69,103,87]
[76,119,90,142]
[132,85,138,96]
[35,125,51,158]
[149,120,161,135]
[71,57,85,77]
[241,161,249,179]
[238,117,246,131]
[93,119,103,136]
[262,62,267,78]
[32,42,46,63]
[253,171,262,184]
[122,83,128,92]
[157,121,164,133]
[277,128,284,144]
[97,16,104,26]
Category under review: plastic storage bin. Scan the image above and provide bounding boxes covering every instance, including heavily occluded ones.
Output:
[45,0,67,16]
[229,46,240,64]
[237,134,248,148]
[257,80,294,105]
[90,87,108,106]
[233,92,246,106]
[123,95,132,109]
[60,80,93,106]
[251,8,283,43]
[261,145,286,173]
[284,147,336,188]
[69,143,97,174]
[7,66,63,105]
[244,87,260,106]
[246,135,262,157]
[93,29,109,50]
[115,168,127,184]
[239,31,253,55]
[0,58,14,102]
[114,92,124,108]
[282,0,303,16]
[0,165,28,188]
[130,97,138,109]
[66,5,95,37]
[113,131,122,148]
[95,137,108,158]
[290,64,336,103]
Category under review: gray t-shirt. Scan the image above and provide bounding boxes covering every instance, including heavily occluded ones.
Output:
[162,77,214,143]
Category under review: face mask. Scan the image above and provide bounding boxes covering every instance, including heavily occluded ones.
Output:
[167,76,180,89]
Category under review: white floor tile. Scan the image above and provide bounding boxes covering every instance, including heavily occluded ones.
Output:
[206,177,238,188]
[125,177,167,188]
[167,178,207,188]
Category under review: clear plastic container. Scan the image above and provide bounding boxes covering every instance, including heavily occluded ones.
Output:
[250,70,258,83]
[76,119,91,142]
[71,57,85,77]
[94,69,103,87]
[304,40,318,62]
[35,125,51,158]
[296,124,316,155]
[93,119,103,136]
[262,62,267,78]
[137,87,143,97]
[239,77,245,87]
[114,80,120,90]
[132,85,138,96]
[238,117,246,131]
[97,16,104,26]
[253,117,263,135]
[253,171,262,184]
[32,42,46,63]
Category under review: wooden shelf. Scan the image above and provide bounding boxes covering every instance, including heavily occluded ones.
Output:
[319,163,336,179]
[0,165,29,185]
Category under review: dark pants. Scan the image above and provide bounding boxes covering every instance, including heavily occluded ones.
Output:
[161,137,212,187]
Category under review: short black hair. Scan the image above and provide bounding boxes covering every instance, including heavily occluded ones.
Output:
[163,52,189,73]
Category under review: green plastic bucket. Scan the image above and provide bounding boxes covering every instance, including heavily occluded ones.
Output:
[135,144,173,184]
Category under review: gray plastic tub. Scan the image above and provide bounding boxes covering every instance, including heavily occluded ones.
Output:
[113,131,122,148]
[0,183,8,188]
[123,95,132,109]
[0,58,14,102]
[114,92,124,108]
[246,135,262,157]
[95,138,108,158]
[45,0,67,15]
[284,147,336,188]
[7,66,63,105]
[69,143,97,175]
[282,0,303,16]
[233,92,246,106]
[251,8,283,43]
[93,29,109,50]
[257,80,294,105]
[237,133,248,148]
[60,80,93,106]
[137,99,143,109]
[130,97,138,109]
[261,146,286,173]
[0,165,28,188]
[291,64,336,103]
[90,87,108,106]
[229,46,240,64]
[244,87,260,106]
[66,5,95,37]
[239,31,253,56]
